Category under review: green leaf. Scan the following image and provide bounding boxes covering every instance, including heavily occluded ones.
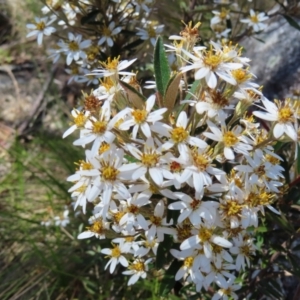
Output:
[119,80,146,109]
[282,14,300,31]
[154,36,171,96]
[156,235,173,269]
[266,212,295,234]
[159,259,182,296]
[164,73,182,113]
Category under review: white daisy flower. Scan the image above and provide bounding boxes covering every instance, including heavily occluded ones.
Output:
[170,248,203,283]
[211,8,230,25]
[175,147,224,193]
[84,146,135,207]
[253,98,298,141]
[234,152,284,193]
[101,242,131,273]
[118,193,150,233]
[126,137,173,186]
[212,278,241,300]
[203,120,253,160]
[181,42,243,89]
[26,16,56,45]
[136,23,164,46]
[118,94,167,139]
[98,21,122,47]
[63,109,90,138]
[73,103,117,154]
[123,258,152,285]
[241,9,269,32]
[180,223,233,259]
[230,235,256,271]
[147,200,175,241]
[78,217,110,239]
[58,33,92,65]
[152,111,207,158]
[91,56,137,78]
[204,261,236,290]
[169,191,219,226]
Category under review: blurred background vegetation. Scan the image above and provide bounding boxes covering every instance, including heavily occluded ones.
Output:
[1,0,300,299]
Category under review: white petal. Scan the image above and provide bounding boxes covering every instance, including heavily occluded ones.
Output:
[211,236,233,248]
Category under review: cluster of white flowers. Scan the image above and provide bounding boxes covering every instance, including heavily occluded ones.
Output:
[41,207,70,227]
[26,0,163,85]
[62,20,299,297]
[210,5,269,41]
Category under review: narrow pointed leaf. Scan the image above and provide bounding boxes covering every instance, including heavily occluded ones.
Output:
[119,80,146,109]
[282,14,300,31]
[164,73,182,113]
[154,36,171,96]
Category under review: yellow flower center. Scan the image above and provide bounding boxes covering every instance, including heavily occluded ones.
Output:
[131,260,145,272]
[145,239,156,248]
[70,65,79,75]
[87,220,104,234]
[203,51,223,69]
[141,153,159,167]
[245,191,273,207]
[223,131,238,147]
[212,244,223,254]
[101,77,115,90]
[278,106,293,123]
[113,211,126,223]
[101,56,120,71]
[101,165,119,181]
[102,25,112,37]
[219,8,229,20]
[147,25,156,38]
[250,15,259,23]
[73,112,87,127]
[183,256,194,268]
[240,244,251,256]
[78,160,93,170]
[36,21,46,31]
[98,142,110,155]
[192,152,209,171]
[198,226,213,242]
[111,245,121,258]
[171,127,189,143]
[220,288,232,296]
[132,109,148,124]
[68,41,79,52]
[92,121,107,134]
[149,183,159,193]
[220,200,243,216]
[231,69,251,83]
[150,215,162,226]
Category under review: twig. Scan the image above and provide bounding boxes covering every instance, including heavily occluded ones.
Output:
[17,66,58,135]
[0,64,20,102]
